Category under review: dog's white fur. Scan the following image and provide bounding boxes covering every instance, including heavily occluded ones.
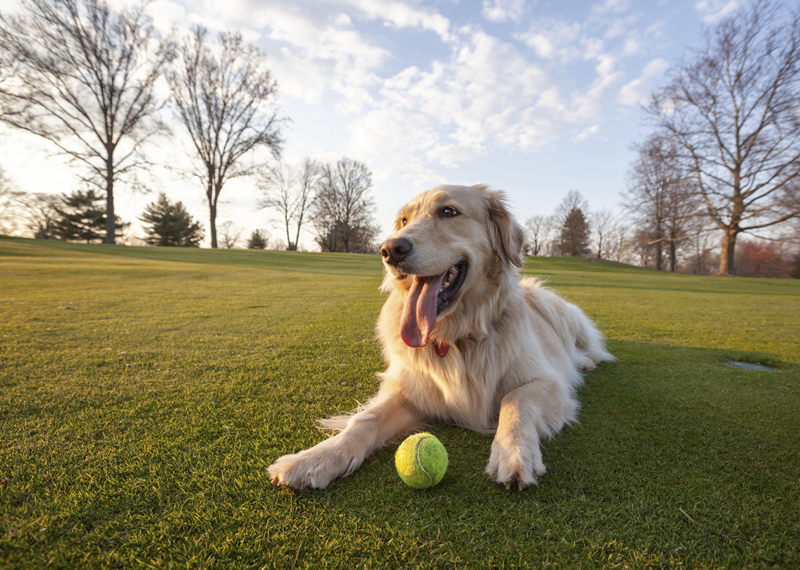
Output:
[268,184,613,491]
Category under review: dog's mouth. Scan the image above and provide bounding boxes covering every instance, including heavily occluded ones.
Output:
[400,261,468,348]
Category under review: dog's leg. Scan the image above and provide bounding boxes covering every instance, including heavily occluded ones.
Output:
[485,377,577,490]
[268,390,421,492]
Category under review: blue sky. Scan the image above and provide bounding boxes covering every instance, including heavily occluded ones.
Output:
[0,0,743,248]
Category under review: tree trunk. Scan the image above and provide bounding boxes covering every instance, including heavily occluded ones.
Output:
[209,201,218,248]
[285,222,295,251]
[292,221,302,252]
[718,228,737,276]
[207,176,218,249]
[655,240,663,271]
[104,158,115,244]
[669,241,677,272]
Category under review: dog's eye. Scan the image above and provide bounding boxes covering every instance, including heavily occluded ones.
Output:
[401,218,408,227]
[440,207,459,218]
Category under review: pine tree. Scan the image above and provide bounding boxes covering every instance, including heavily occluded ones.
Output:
[53,189,126,243]
[559,207,590,257]
[139,193,204,247]
[246,229,268,249]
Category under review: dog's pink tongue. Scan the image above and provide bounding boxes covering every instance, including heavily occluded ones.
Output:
[401,272,446,348]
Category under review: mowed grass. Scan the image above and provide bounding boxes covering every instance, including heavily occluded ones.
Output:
[1,236,798,569]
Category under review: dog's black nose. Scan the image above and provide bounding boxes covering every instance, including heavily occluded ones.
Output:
[381,238,412,266]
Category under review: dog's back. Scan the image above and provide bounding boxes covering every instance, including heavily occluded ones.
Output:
[520,276,615,386]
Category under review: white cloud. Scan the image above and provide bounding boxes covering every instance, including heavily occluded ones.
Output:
[573,125,599,142]
[591,0,630,17]
[348,0,451,42]
[514,19,583,61]
[482,0,526,23]
[618,58,669,106]
[694,0,738,23]
[144,0,187,35]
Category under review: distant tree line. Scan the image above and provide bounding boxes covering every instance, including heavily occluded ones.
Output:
[257,156,380,254]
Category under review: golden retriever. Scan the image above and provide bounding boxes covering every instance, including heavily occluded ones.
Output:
[268,184,613,491]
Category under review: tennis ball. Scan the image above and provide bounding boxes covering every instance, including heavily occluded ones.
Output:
[395,432,448,488]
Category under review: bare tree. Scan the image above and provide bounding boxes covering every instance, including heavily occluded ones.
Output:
[257,157,320,251]
[0,168,25,235]
[311,158,377,253]
[20,192,60,238]
[218,220,242,249]
[589,208,617,260]
[606,224,632,264]
[648,0,800,275]
[683,227,720,275]
[524,214,554,257]
[168,26,283,248]
[0,0,173,244]
[623,134,700,271]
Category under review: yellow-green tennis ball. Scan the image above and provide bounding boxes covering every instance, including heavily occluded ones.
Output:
[395,432,448,489]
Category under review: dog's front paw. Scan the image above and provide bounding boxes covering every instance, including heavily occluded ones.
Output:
[268,439,360,492]
[485,438,545,491]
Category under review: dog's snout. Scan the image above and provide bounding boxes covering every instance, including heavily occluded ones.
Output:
[381,238,413,266]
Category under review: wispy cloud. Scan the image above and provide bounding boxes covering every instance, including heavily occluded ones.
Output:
[618,58,669,106]
[131,0,678,184]
[694,0,738,23]
[482,0,526,23]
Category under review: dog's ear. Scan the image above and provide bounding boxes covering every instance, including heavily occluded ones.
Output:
[485,188,525,268]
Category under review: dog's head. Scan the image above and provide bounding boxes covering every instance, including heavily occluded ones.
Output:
[380,184,525,348]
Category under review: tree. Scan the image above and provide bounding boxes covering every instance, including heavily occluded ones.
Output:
[218,220,242,249]
[257,157,320,251]
[311,158,377,253]
[246,229,268,249]
[0,0,174,244]
[168,26,283,249]
[554,190,590,257]
[0,166,24,235]
[606,224,633,264]
[53,188,126,243]
[20,192,60,239]
[524,214,554,257]
[648,1,800,275]
[139,193,204,246]
[589,208,617,260]
[559,207,591,257]
[736,238,794,278]
[315,219,381,253]
[623,134,700,271]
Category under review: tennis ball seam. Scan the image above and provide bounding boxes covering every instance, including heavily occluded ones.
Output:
[416,436,434,486]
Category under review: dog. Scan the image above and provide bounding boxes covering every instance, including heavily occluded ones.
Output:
[268,184,614,491]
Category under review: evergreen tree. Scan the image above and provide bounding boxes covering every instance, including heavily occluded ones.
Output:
[246,229,268,249]
[559,207,590,257]
[53,189,126,243]
[139,193,204,247]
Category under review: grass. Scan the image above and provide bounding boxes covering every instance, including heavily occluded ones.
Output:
[1,235,798,568]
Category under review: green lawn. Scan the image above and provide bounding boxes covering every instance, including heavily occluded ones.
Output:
[1,236,798,568]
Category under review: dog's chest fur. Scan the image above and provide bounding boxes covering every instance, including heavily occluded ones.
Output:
[377,285,539,433]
